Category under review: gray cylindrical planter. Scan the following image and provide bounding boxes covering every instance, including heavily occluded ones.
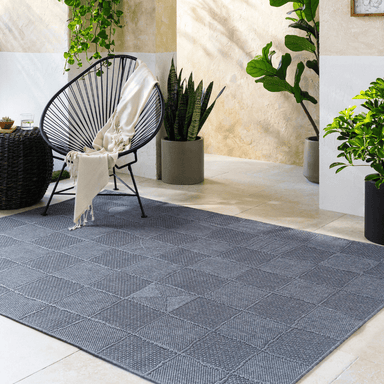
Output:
[303,136,319,184]
[161,137,204,185]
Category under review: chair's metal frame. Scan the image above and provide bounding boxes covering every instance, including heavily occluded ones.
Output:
[39,55,164,218]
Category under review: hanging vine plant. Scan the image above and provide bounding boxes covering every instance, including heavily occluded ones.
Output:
[58,0,124,74]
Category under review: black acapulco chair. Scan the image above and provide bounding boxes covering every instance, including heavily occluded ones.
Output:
[39,55,164,218]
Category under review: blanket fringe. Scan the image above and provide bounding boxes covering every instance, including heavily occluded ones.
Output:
[69,204,95,230]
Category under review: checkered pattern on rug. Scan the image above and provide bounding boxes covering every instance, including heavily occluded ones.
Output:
[1,196,384,384]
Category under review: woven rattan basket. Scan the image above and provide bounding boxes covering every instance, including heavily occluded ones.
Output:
[0,127,53,209]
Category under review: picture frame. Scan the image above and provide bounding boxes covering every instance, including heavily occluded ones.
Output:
[351,0,384,16]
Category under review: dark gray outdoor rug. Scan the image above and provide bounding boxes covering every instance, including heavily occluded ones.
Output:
[1,194,384,384]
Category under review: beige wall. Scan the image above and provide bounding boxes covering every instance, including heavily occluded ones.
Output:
[177,0,319,166]
[322,1,384,56]
[106,0,176,54]
[0,0,68,53]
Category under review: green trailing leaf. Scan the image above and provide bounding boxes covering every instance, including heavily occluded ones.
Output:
[285,35,316,53]
[59,0,124,72]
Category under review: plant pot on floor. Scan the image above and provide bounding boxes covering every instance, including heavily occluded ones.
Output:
[365,179,384,245]
[303,136,319,184]
[161,137,204,185]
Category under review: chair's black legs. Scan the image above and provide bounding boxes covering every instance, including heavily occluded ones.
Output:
[113,166,119,190]
[128,164,147,218]
[42,163,67,216]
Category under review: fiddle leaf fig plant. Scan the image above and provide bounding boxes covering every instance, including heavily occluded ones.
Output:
[58,0,124,74]
[164,59,225,141]
[323,78,384,189]
[246,0,319,138]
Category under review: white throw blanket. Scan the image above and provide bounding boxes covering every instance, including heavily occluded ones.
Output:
[65,60,158,229]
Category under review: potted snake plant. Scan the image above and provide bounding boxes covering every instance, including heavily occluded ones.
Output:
[162,59,225,184]
[246,0,319,183]
[323,77,384,245]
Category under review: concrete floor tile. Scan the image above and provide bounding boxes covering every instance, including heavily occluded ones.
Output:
[332,358,384,384]
[0,315,78,384]
[297,350,357,384]
[338,309,384,365]
[236,200,344,231]
[16,351,150,384]
[314,214,368,243]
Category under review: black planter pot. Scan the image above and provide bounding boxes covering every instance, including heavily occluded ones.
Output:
[365,179,384,245]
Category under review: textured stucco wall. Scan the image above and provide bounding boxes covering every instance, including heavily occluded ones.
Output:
[0,0,68,53]
[319,0,384,217]
[177,0,319,166]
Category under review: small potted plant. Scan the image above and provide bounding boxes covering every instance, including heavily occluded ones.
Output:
[323,77,384,245]
[0,117,14,130]
[162,59,225,184]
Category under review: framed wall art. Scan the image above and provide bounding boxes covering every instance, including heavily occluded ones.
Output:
[351,0,384,16]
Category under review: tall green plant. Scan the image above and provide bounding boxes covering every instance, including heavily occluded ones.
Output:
[164,59,225,141]
[58,0,124,74]
[246,0,319,138]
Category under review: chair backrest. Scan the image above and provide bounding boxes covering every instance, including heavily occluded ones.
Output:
[39,55,164,158]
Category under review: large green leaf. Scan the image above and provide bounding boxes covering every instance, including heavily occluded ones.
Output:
[288,19,316,37]
[304,0,319,22]
[285,35,316,53]
[306,59,319,75]
[276,53,292,80]
[246,57,277,78]
[256,76,294,95]
[293,61,305,103]
[270,0,303,6]
[262,42,275,64]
